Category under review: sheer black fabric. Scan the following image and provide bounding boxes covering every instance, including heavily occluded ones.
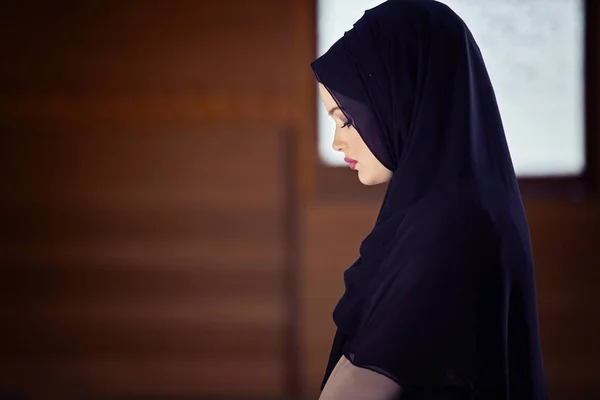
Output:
[311,1,547,398]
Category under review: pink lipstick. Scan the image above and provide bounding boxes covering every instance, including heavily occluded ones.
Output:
[344,157,358,170]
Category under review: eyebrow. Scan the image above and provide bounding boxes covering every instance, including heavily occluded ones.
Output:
[327,106,341,116]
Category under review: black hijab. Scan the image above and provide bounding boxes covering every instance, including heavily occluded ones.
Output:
[311,1,547,398]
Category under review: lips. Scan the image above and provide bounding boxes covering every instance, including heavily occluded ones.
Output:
[344,157,358,170]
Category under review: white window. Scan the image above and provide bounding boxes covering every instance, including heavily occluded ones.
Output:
[317,0,585,177]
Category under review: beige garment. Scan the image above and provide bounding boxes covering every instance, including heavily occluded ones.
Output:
[319,355,403,400]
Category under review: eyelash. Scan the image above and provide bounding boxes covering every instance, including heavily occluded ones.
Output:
[341,121,352,128]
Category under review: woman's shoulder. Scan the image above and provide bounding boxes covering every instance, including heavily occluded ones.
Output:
[410,193,497,241]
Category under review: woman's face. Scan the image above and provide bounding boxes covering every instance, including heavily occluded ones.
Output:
[318,83,393,186]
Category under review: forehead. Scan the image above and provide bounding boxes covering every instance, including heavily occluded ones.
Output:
[318,83,338,111]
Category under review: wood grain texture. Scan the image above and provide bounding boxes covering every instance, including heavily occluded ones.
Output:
[0,1,293,397]
[0,1,293,93]
[0,128,287,398]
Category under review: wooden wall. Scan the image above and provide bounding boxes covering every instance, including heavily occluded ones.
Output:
[1,1,598,399]
[1,1,294,398]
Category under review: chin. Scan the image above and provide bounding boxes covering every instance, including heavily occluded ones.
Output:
[358,173,386,186]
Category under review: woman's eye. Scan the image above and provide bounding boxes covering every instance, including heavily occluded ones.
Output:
[341,121,352,128]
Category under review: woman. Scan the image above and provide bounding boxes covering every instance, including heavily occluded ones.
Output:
[312,1,548,399]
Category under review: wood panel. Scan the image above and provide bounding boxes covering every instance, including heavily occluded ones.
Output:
[1,91,293,126]
[526,201,600,396]
[0,1,295,396]
[0,126,287,398]
[0,0,293,93]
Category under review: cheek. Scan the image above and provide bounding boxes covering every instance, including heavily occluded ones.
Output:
[347,131,367,157]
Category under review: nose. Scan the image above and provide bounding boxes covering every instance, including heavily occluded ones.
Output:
[332,131,345,152]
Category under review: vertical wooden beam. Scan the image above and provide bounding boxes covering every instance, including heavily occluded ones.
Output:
[291,0,317,396]
[292,0,318,203]
[282,128,302,398]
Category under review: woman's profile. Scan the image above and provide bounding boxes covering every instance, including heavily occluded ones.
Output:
[312,1,547,399]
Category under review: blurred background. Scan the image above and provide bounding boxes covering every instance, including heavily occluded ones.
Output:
[1,1,598,399]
